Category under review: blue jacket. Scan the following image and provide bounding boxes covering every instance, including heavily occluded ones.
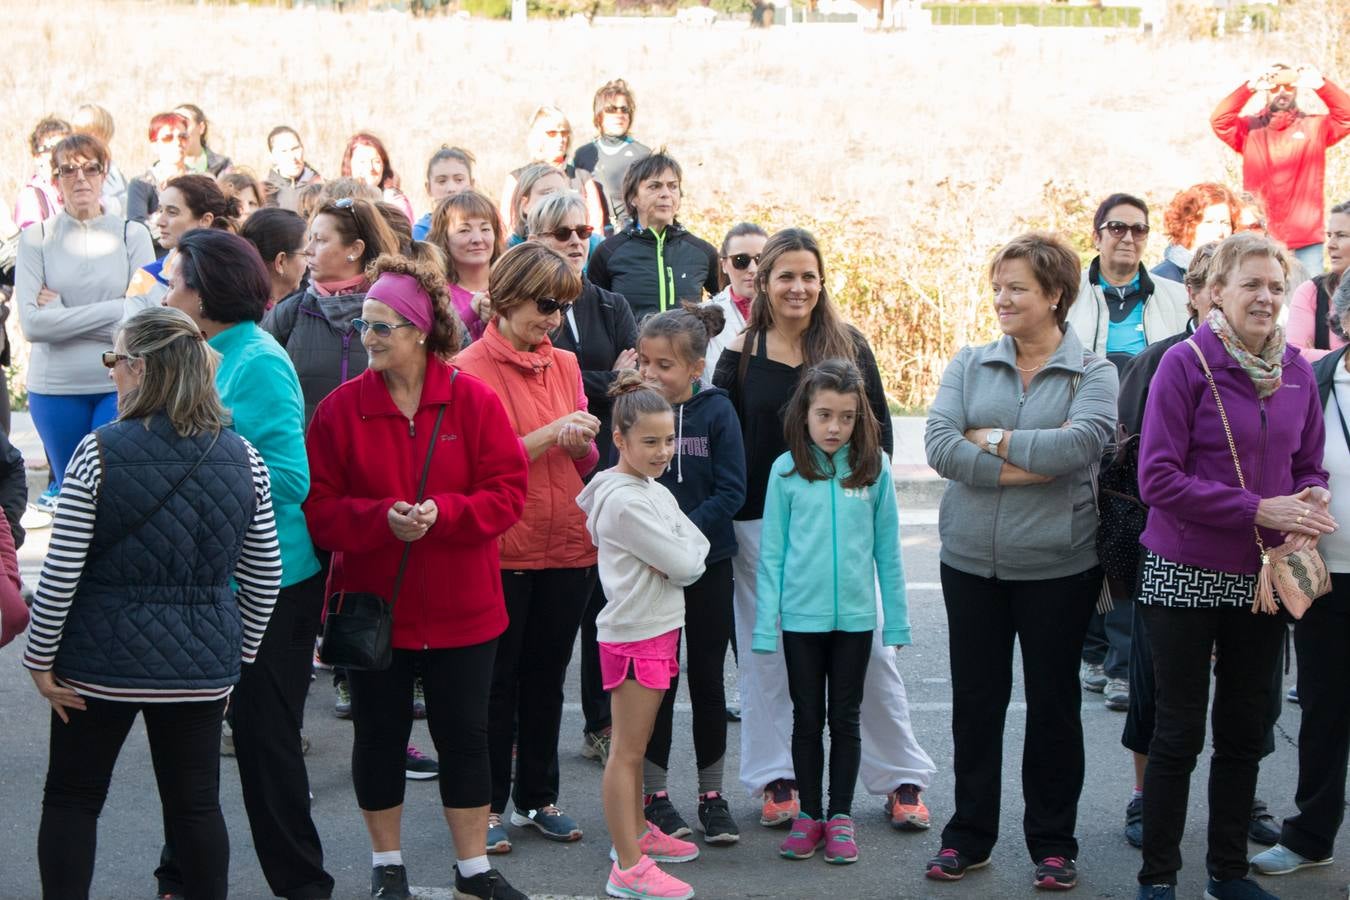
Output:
[753,446,910,651]
[655,385,745,565]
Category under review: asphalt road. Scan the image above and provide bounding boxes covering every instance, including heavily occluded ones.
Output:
[0,511,1344,899]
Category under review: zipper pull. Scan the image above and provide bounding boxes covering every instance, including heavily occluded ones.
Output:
[408,418,415,437]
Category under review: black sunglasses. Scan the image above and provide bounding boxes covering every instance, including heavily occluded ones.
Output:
[603,104,631,115]
[1101,221,1150,239]
[352,318,415,338]
[724,252,760,270]
[536,297,574,315]
[546,225,594,242]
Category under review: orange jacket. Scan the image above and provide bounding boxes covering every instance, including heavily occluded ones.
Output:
[455,321,599,570]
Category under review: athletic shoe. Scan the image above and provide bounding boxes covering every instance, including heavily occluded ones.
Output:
[644,792,692,838]
[404,743,438,780]
[823,814,858,864]
[1124,796,1143,848]
[454,864,527,899]
[511,804,583,841]
[220,721,235,757]
[334,680,352,719]
[1250,843,1334,875]
[760,778,799,827]
[1203,876,1278,900]
[20,503,52,531]
[606,855,695,899]
[886,783,930,830]
[725,705,741,722]
[1248,799,1280,846]
[1033,856,1077,890]
[487,812,511,854]
[609,824,700,863]
[370,864,411,898]
[925,848,991,881]
[1286,685,1299,704]
[412,676,426,719]
[34,483,58,515]
[1104,678,1129,711]
[582,727,612,765]
[696,793,740,844]
[778,814,825,860]
[1080,662,1107,693]
[1136,886,1175,900]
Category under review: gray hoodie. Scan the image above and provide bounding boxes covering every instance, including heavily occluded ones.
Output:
[261,287,368,426]
[924,328,1118,580]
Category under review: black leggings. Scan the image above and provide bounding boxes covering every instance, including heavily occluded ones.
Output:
[645,559,734,773]
[782,629,873,820]
[349,640,497,810]
[40,696,230,900]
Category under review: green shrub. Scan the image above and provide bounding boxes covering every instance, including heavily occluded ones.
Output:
[922,3,1142,28]
[461,0,511,17]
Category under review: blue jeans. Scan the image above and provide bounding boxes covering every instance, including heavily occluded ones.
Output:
[27,391,118,488]
[1294,242,1325,279]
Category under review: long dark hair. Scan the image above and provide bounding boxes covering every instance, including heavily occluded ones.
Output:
[781,358,881,489]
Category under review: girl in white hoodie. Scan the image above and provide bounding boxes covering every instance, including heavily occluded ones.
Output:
[576,372,710,900]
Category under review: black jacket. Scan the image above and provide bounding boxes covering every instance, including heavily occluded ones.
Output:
[265,165,322,213]
[588,222,720,322]
[656,386,746,564]
[1116,322,1196,436]
[550,279,638,469]
[0,428,26,548]
[1315,345,1349,407]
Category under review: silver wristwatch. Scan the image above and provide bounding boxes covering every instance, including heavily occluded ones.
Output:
[985,428,1004,454]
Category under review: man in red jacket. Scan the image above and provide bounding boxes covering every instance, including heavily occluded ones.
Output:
[1211,63,1350,277]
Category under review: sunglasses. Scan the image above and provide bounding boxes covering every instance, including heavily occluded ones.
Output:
[536,297,574,315]
[546,224,594,242]
[56,163,104,181]
[352,318,415,338]
[101,351,133,368]
[1101,221,1150,239]
[544,129,570,138]
[603,105,631,115]
[156,131,188,144]
[334,197,367,243]
[724,252,760,270]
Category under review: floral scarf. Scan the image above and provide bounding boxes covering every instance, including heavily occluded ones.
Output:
[1207,308,1285,398]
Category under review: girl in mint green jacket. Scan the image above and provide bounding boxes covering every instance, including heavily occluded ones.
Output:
[752,359,910,866]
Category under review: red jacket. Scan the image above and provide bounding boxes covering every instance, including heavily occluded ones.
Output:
[304,357,528,650]
[455,321,599,570]
[1211,80,1350,250]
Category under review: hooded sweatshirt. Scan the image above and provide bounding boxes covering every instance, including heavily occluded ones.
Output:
[577,469,709,644]
[655,385,746,564]
[261,284,370,425]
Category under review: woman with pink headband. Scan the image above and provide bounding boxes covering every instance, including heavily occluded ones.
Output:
[304,254,532,900]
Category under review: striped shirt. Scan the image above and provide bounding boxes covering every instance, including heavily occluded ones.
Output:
[23,431,282,703]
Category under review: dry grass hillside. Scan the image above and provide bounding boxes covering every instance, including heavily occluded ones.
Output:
[4,0,1347,408]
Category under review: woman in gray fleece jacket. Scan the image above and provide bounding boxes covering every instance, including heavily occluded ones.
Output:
[922,233,1118,889]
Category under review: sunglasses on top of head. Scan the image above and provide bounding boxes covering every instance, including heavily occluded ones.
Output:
[536,297,574,315]
[723,252,761,270]
[1100,221,1150,239]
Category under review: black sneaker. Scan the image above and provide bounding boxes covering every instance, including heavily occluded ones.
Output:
[644,791,692,838]
[925,848,991,881]
[1248,799,1280,846]
[1033,856,1077,891]
[696,792,740,844]
[370,864,411,898]
[1124,796,1143,848]
[405,744,438,780]
[454,864,527,899]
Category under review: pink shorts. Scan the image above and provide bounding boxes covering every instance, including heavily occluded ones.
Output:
[599,629,681,691]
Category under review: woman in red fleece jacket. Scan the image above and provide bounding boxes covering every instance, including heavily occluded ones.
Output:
[304,254,530,900]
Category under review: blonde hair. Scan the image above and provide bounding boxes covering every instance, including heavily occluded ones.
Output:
[528,190,588,238]
[510,163,567,240]
[1207,232,1291,293]
[117,308,231,437]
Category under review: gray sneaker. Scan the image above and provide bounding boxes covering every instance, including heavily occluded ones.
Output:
[1250,843,1333,875]
[1080,662,1107,693]
[1104,678,1129,711]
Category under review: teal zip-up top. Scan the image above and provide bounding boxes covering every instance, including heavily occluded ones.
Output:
[752,445,910,652]
[209,321,321,589]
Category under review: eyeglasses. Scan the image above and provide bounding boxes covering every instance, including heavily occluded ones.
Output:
[546,225,594,242]
[156,131,188,144]
[55,163,104,181]
[352,318,415,338]
[544,129,570,138]
[603,105,631,115]
[536,297,574,315]
[101,351,134,368]
[1100,221,1150,239]
[724,252,760,270]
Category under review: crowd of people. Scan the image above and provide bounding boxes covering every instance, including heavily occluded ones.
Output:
[0,61,1348,900]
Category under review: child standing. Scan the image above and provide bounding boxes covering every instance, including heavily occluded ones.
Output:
[753,359,911,866]
[577,373,711,900]
[636,305,747,845]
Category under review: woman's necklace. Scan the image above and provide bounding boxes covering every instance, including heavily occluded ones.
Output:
[1015,357,1049,373]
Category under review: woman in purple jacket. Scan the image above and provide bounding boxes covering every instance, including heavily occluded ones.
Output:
[1134,232,1336,900]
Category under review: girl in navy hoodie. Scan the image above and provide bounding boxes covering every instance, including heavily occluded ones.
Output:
[637,304,748,846]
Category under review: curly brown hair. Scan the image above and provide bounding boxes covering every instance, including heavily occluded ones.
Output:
[365,253,463,358]
[1162,183,1240,250]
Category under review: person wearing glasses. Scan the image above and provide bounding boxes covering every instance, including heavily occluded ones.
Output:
[454,242,601,855]
[413,146,476,242]
[706,222,769,375]
[126,112,191,246]
[1212,63,1350,279]
[16,134,154,500]
[262,197,401,424]
[1287,200,1350,359]
[240,208,310,311]
[527,191,638,767]
[14,116,71,230]
[427,189,505,343]
[572,80,651,235]
[500,107,606,235]
[1151,183,1239,285]
[24,305,281,900]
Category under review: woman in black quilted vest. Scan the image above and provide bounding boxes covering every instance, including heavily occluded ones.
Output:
[23,306,282,900]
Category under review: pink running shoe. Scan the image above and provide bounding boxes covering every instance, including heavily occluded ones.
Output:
[824,814,859,864]
[609,824,701,864]
[778,814,826,860]
[606,855,695,899]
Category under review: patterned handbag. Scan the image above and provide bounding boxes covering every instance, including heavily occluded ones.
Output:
[1185,340,1330,618]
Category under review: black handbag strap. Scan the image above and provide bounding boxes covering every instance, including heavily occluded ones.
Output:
[389,393,451,607]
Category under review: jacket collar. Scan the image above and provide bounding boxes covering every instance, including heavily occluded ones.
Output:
[984,326,1089,376]
[481,319,555,373]
[206,321,257,355]
[1087,257,1156,300]
[357,355,457,417]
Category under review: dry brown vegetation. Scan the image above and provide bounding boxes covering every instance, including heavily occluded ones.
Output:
[4,0,1348,409]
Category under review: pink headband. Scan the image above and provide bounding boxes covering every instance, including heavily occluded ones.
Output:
[366,272,433,335]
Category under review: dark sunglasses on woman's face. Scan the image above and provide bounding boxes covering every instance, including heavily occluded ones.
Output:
[536,297,574,315]
[101,351,133,369]
[724,252,761,270]
[352,318,414,338]
[547,225,594,242]
[1101,221,1150,239]
[603,105,631,115]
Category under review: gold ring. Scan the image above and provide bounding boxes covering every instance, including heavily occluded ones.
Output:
[1298,513,1307,524]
